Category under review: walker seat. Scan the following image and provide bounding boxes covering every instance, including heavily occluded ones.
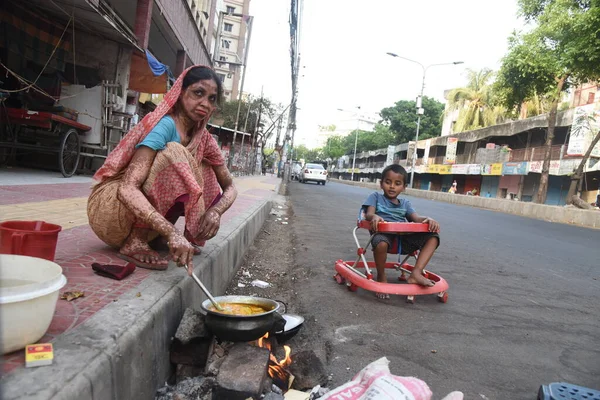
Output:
[333,208,449,304]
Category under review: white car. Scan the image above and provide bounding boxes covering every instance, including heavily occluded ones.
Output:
[300,163,327,185]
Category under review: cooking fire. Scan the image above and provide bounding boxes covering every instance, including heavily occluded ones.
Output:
[256,333,294,391]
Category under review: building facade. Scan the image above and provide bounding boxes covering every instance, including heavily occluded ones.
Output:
[331,103,600,206]
[213,0,251,101]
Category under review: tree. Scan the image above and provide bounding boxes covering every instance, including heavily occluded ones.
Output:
[379,96,445,143]
[446,68,507,133]
[294,144,323,161]
[323,135,346,160]
[495,0,600,204]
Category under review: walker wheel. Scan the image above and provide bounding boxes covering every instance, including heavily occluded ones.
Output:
[347,283,358,292]
[437,292,448,303]
[334,273,345,285]
[406,295,415,304]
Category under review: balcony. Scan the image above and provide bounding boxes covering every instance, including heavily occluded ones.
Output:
[509,145,563,162]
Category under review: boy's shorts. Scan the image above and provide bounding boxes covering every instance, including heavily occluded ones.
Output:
[371,232,440,255]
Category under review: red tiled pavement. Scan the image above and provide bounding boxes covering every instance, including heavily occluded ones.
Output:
[0,175,279,374]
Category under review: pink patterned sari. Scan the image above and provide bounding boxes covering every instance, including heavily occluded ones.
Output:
[87,65,224,248]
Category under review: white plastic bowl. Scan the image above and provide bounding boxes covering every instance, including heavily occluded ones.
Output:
[0,254,67,354]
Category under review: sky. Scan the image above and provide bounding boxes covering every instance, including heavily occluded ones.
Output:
[243,0,525,148]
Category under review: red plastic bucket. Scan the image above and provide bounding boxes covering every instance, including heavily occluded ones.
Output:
[0,221,62,261]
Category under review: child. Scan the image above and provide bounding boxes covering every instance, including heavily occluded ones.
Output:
[363,164,440,298]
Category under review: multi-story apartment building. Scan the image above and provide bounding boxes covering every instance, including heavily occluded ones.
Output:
[213,0,251,101]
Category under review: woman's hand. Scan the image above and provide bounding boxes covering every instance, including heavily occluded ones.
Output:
[370,215,384,232]
[197,209,221,240]
[423,218,440,233]
[167,231,195,275]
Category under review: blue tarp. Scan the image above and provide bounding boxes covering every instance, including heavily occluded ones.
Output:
[145,50,175,82]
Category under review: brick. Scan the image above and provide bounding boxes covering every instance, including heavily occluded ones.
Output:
[170,308,213,366]
[215,343,270,400]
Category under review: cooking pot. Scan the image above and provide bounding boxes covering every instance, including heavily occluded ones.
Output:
[201,296,286,342]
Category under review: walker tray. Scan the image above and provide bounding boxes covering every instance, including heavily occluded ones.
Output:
[357,221,431,233]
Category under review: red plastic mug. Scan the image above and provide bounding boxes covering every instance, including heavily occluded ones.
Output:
[0,221,62,261]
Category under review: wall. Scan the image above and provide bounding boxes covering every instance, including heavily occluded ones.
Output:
[498,175,520,198]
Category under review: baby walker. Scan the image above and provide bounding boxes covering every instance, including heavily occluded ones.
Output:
[334,213,449,304]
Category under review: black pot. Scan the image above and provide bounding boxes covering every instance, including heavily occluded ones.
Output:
[201,296,284,342]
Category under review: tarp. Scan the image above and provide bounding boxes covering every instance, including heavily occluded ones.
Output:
[128,50,174,94]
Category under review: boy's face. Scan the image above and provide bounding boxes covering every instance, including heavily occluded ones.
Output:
[380,171,405,199]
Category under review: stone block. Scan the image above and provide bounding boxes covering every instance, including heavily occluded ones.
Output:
[170,308,213,366]
[215,343,270,400]
[289,350,328,391]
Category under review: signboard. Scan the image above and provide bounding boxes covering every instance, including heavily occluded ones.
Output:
[481,163,503,175]
[502,162,528,175]
[451,164,468,174]
[529,160,560,175]
[467,164,482,175]
[445,137,458,164]
[558,159,581,175]
[423,139,431,165]
[427,164,441,174]
[567,103,600,157]
[438,165,452,174]
[386,145,395,167]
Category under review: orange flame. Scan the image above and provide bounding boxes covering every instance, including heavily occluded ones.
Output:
[256,333,292,388]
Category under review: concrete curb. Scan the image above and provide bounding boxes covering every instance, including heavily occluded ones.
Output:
[331,178,600,230]
[1,193,276,399]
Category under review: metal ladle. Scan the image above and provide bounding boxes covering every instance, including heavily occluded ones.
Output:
[183,265,224,312]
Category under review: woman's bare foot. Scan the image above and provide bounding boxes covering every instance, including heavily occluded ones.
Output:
[119,228,168,269]
[407,273,435,287]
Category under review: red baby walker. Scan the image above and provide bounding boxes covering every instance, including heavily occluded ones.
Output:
[334,213,449,304]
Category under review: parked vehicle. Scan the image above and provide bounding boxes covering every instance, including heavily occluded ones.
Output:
[300,163,327,185]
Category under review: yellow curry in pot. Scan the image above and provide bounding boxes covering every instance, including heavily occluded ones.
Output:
[209,302,271,316]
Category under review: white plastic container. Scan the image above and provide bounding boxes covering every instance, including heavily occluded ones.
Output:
[0,255,67,354]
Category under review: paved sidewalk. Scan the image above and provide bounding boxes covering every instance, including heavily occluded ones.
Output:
[0,168,280,375]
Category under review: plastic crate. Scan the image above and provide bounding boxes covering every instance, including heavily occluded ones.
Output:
[538,383,600,400]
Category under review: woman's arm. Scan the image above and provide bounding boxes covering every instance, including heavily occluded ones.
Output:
[196,164,238,239]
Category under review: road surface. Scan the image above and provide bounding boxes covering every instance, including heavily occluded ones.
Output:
[287,180,600,399]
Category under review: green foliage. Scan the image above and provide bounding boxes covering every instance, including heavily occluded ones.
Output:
[293,144,323,161]
[318,124,337,132]
[496,0,600,108]
[379,96,445,143]
[446,68,508,132]
[323,135,346,159]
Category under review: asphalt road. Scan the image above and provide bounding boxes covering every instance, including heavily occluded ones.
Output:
[287,180,600,399]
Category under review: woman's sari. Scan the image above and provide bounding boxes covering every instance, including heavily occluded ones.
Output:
[87,65,224,248]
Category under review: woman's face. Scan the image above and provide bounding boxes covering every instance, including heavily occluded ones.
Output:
[179,78,219,123]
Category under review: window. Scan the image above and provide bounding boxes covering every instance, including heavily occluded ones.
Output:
[216,73,226,82]
[223,22,233,32]
[226,6,235,13]
[219,56,227,61]
[221,39,231,49]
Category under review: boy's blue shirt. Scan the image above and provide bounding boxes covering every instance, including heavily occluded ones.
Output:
[363,192,416,222]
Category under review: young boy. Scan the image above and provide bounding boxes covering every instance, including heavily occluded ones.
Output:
[363,164,440,298]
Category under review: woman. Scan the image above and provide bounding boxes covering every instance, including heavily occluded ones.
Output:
[87,66,237,274]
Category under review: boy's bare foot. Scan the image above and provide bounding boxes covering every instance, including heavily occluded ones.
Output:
[407,273,435,287]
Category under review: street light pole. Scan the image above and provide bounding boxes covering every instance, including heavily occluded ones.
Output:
[386,52,463,188]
